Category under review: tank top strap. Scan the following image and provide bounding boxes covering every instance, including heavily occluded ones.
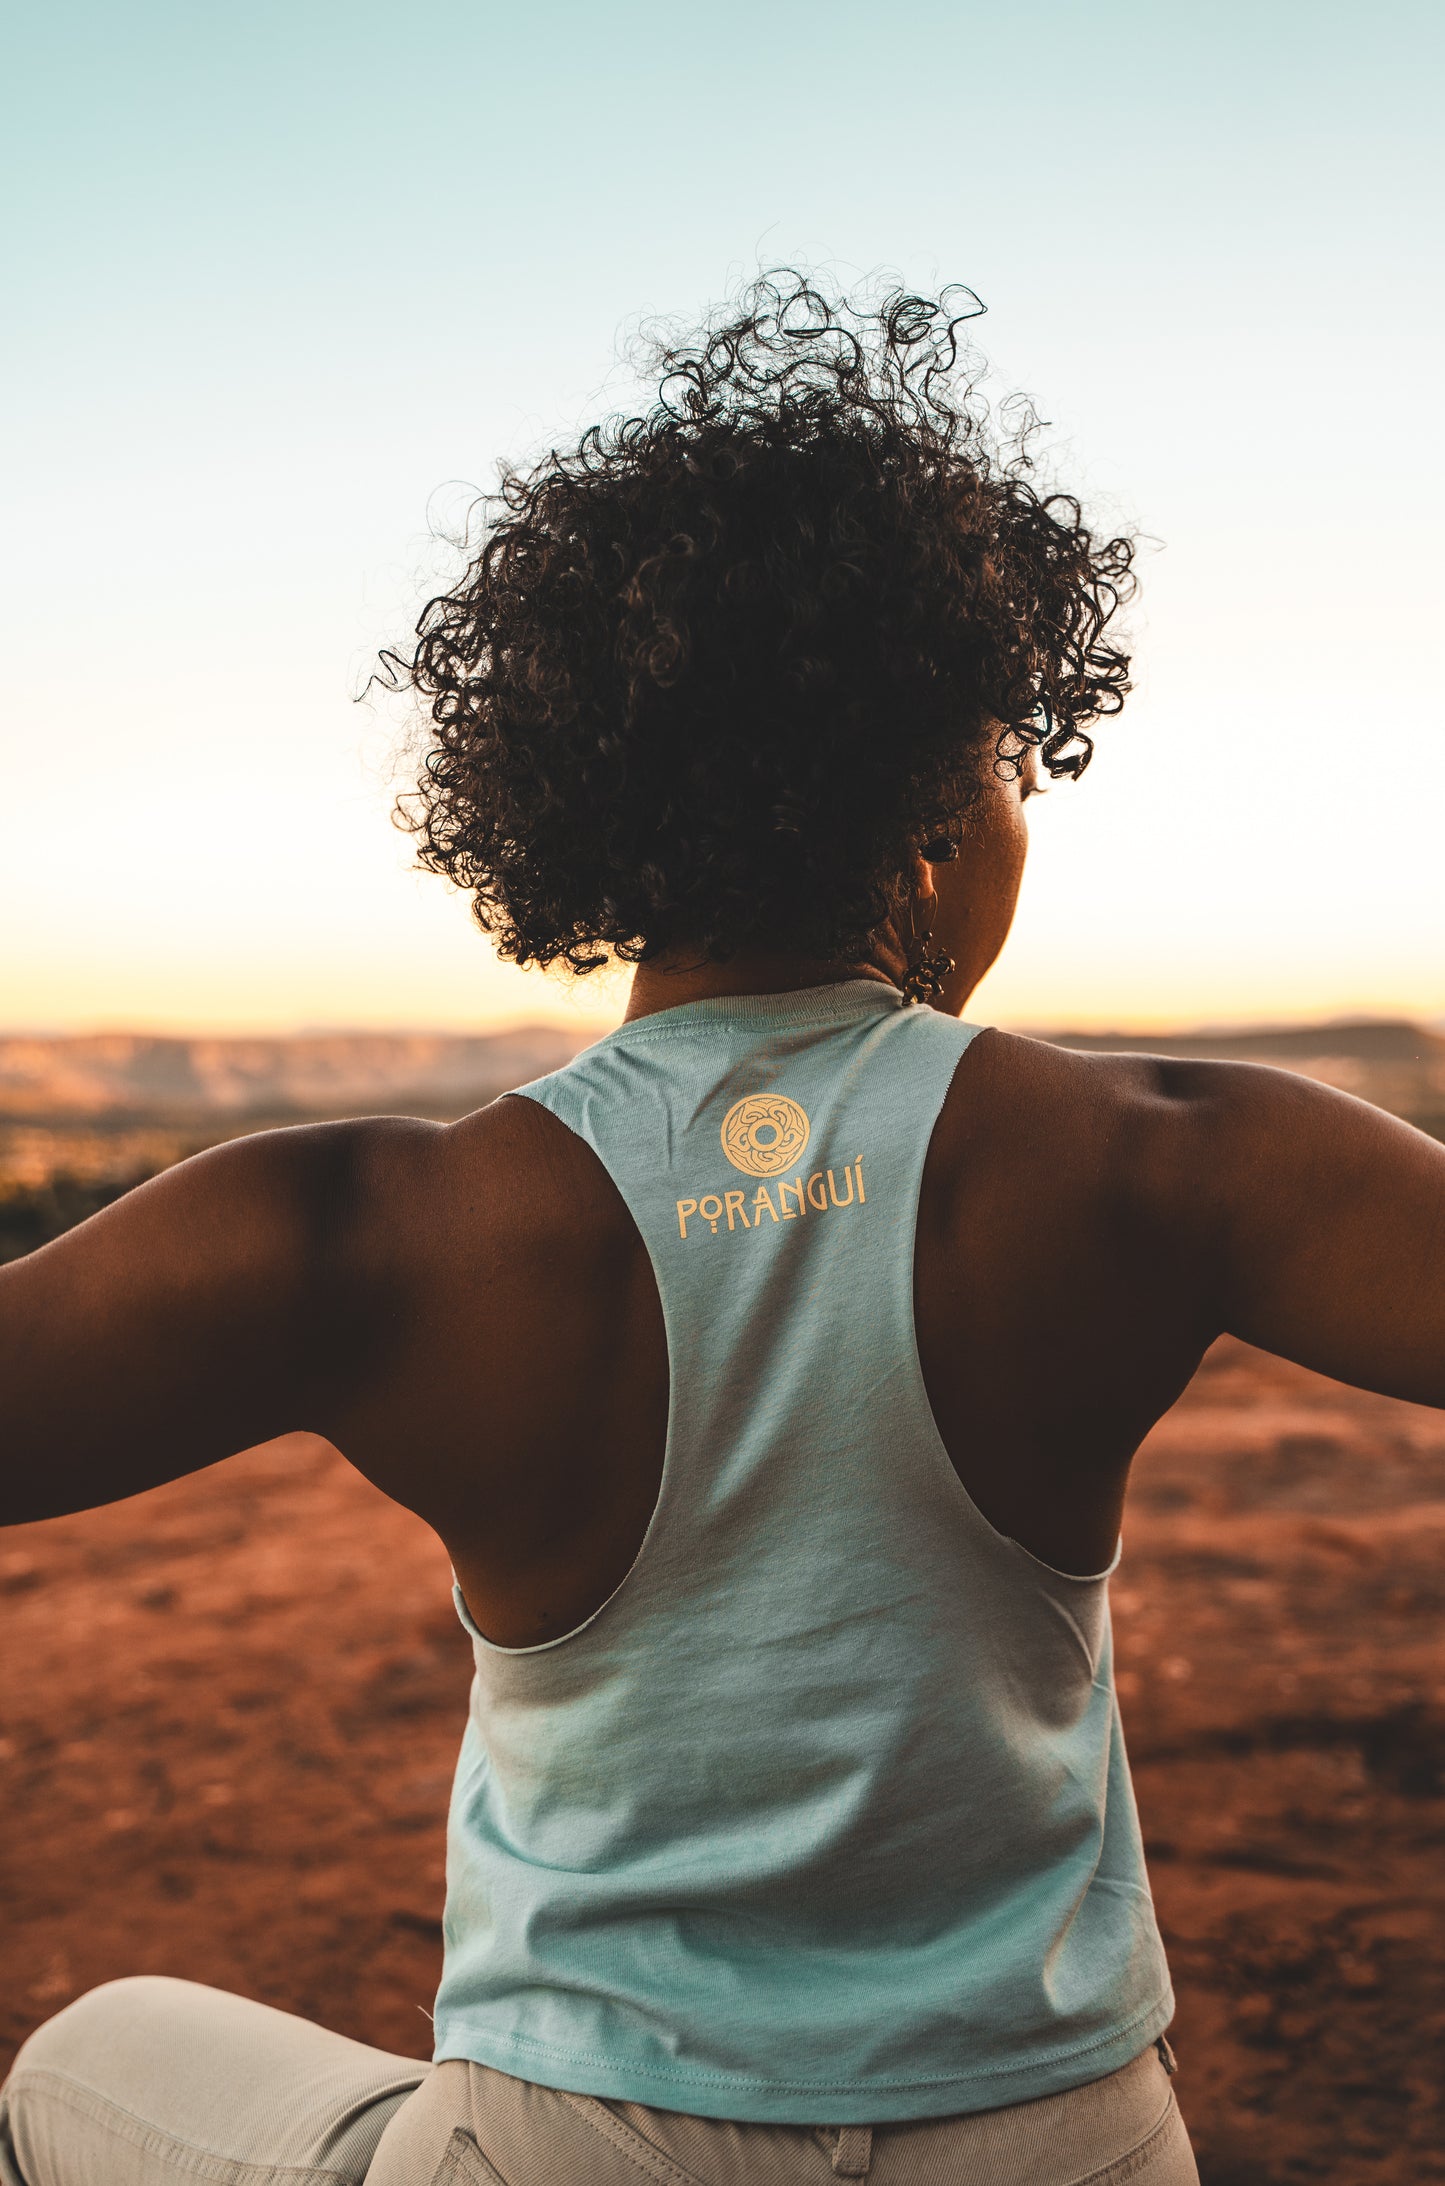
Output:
[514,983,982,1522]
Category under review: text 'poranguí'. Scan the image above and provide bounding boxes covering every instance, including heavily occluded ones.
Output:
[675,1093,868,1239]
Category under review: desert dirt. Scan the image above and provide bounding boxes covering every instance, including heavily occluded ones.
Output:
[2,1339,1442,2184]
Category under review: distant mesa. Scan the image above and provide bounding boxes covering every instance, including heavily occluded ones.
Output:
[1045,1018,1445,1066]
[0,1028,595,1125]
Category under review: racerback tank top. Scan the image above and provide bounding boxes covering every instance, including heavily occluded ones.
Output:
[432,981,1173,2123]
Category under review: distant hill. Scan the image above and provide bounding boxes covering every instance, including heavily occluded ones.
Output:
[1046,1018,1445,1066]
[0,1026,597,1127]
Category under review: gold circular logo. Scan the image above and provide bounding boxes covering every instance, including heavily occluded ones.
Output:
[719,1093,811,1177]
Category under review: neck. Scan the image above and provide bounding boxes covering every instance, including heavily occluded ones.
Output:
[624,944,905,1024]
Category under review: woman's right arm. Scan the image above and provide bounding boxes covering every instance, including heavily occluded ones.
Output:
[1152,1059,1445,1408]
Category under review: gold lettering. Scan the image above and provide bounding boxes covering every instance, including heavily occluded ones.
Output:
[855,1157,865,1202]
[827,1167,855,1208]
[676,1197,698,1239]
[699,1193,724,1234]
[752,1185,780,1224]
[724,1189,750,1230]
[806,1171,828,1212]
[778,1176,805,1219]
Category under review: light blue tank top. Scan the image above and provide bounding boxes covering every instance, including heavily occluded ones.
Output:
[432,981,1173,2123]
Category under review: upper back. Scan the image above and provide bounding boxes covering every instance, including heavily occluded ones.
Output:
[329,986,1220,1647]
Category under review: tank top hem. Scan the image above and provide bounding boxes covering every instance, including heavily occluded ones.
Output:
[431,1987,1177,2126]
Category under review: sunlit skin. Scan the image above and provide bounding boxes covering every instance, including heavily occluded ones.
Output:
[2,745,1444,1646]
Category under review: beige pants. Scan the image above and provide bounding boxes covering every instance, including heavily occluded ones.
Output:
[0,1976,1198,2186]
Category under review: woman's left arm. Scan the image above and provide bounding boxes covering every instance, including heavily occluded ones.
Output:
[0,1123,384,1526]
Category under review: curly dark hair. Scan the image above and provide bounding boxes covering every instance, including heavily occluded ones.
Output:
[388,272,1136,973]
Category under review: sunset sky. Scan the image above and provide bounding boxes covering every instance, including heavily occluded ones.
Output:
[5,0,1442,1037]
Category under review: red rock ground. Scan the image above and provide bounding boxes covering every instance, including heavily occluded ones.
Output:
[2,1340,1442,2183]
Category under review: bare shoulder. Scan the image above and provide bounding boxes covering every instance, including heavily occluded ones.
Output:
[971,1019,1388,1126]
[399,1090,621,1219]
[963,1023,1288,1125]
[52,1095,618,1306]
[965,1025,1445,1259]
[320,1091,635,1289]
[947,1024,1221,1184]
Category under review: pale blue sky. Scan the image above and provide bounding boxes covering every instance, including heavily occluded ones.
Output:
[4,0,1442,1031]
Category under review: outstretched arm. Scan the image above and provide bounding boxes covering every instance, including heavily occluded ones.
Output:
[1157,1062,1445,1408]
[0,1123,389,1527]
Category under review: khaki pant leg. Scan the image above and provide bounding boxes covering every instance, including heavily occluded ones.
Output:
[0,1976,428,2186]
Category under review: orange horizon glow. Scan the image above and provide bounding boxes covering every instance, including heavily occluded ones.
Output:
[5,957,1442,1045]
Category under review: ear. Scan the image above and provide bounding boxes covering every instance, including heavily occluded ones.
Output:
[903,849,934,903]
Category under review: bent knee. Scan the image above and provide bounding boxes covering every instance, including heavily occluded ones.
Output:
[4,1978,220,2186]
[11,1975,205,2081]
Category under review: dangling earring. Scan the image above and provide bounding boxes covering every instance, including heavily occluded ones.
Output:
[899,891,955,1007]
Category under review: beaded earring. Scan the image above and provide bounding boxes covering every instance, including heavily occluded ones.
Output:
[899,891,955,1006]
[899,833,959,1005]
